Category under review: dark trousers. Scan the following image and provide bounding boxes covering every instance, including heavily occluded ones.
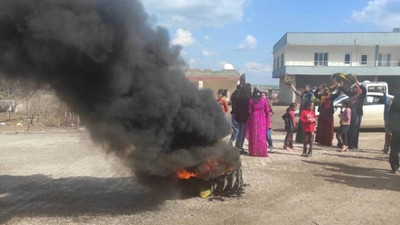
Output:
[336,125,349,147]
[347,113,362,149]
[383,132,392,151]
[303,132,314,151]
[284,131,294,148]
[295,122,303,143]
[230,113,239,143]
[235,122,247,150]
[389,131,400,172]
[267,128,273,148]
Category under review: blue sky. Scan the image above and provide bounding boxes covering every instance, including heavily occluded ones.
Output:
[141,0,400,85]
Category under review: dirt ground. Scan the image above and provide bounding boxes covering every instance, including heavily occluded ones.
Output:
[1,106,400,225]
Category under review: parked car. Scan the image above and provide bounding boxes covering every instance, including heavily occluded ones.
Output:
[331,80,393,129]
[332,92,393,129]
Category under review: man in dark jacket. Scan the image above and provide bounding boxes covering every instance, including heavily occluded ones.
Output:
[229,85,241,145]
[235,83,252,154]
[389,91,400,173]
[340,82,366,149]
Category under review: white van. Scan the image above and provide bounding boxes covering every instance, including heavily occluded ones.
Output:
[361,80,389,96]
[332,81,393,129]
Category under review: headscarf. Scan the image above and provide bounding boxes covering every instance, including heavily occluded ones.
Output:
[320,87,331,104]
[252,88,262,103]
[349,83,362,106]
[303,84,313,102]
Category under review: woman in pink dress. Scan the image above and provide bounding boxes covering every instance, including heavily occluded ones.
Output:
[246,88,270,157]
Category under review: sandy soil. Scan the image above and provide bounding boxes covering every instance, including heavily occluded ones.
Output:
[1,106,399,225]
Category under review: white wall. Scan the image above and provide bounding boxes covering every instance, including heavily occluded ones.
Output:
[379,46,400,66]
[274,45,400,67]
[278,77,295,104]
[273,47,286,70]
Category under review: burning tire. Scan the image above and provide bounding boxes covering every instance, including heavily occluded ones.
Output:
[178,167,244,198]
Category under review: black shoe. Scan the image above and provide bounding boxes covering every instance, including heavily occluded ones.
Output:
[382,149,389,154]
[240,149,248,155]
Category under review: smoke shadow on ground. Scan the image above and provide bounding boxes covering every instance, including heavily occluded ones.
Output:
[0,174,176,223]
[303,161,400,192]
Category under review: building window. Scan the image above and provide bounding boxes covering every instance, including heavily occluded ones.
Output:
[277,57,280,69]
[344,53,351,65]
[273,58,276,70]
[361,54,368,65]
[378,53,391,67]
[314,53,328,66]
[281,54,284,67]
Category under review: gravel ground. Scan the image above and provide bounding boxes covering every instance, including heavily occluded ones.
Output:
[1,106,400,225]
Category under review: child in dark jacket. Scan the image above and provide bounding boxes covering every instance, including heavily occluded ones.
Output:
[300,102,317,157]
[283,102,297,150]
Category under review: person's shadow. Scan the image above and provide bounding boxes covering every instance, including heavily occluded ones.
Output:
[0,174,173,223]
[303,161,400,192]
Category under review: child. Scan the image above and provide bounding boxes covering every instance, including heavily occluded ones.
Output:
[336,100,351,152]
[300,101,317,157]
[282,102,297,150]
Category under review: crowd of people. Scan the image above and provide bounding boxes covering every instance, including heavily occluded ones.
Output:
[216,75,400,174]
[286,80,368,154]
[218,84,272,157]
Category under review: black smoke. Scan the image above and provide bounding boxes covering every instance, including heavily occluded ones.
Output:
[0,0,240,178]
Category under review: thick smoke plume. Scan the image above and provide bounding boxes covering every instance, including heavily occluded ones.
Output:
[0,0,240,178]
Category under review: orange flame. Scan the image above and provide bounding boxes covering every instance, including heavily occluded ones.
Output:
[177,158,235,180]
[177,168,196,179]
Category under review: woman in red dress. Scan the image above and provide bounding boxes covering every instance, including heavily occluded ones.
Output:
[313,85,341,146]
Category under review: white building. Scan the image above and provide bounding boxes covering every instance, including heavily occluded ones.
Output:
[272,32,400,104]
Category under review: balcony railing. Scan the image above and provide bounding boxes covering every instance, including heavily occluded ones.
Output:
[282,61,400,67]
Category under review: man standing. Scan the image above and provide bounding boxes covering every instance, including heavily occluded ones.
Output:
[229,85,241,146]
[340,82,366,149]
[389,92,400,173]
[382,87,392,154]
[289,84,314,143]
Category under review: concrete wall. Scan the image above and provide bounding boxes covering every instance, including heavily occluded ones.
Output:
[278,77,294,104]
[273,47,286,71]
[275,45,400,67]
[185,69,240,101]
[284,45,377,66]
[202,79,239,100]
[379,46,400,66]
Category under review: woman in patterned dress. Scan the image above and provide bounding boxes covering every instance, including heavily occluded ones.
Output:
[246,88,270,157]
